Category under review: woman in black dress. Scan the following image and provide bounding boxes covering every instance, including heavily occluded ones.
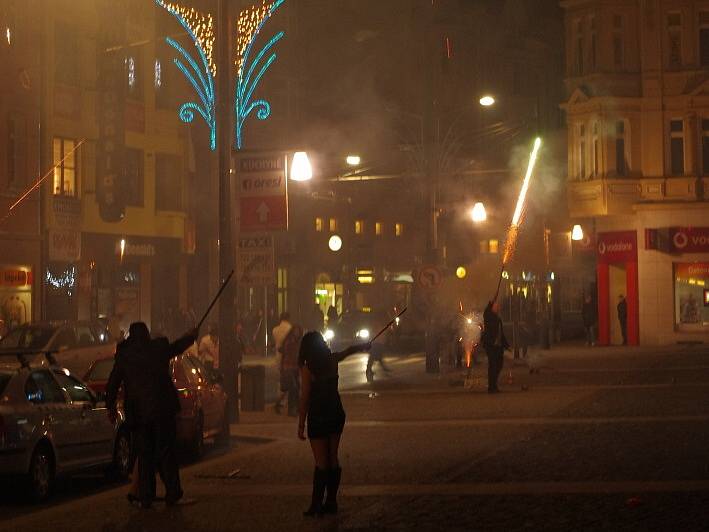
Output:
[298,331,370,516]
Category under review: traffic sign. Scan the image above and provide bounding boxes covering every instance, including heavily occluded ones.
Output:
[417,265,442,289]
[236,234,275,286]
[237,153,288,232]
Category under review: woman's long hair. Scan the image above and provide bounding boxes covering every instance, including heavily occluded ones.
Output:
[298,331,330,371]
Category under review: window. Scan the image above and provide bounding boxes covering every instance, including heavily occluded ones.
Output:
[574,19,584,75]
[613,15,624,69]
[54,371,94,403]
[315,217,323,232]
[589,17,597,71]
[26,370,66,404]
[616,121,627,176]
[702,119,709,176]
[578,124,587,179]
[52,138,77,196]
[670,119,684,176]
[667,13,682,68]
[329,218,337,232]
[489,239,499,254]
[355,220,363,234]
[125,148,144,207]
[395,223,403,237]
[674,263,709,331]
[592,122,599,177]
[375,222,383,236]
[54,22,78,85]
[155,154,182,210]
[700,12,709,67]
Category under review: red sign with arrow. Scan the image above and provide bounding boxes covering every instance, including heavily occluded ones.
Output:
[237,153,288,232]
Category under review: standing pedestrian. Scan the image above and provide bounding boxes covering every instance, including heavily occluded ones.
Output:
[482,300,509,394]
[106,322,198,508]
[281,324,303,416]
[298,332,370,516]
[272,312,293,413]
[617,294,628,345]
[582,294,597,346]
[198,324,220,369]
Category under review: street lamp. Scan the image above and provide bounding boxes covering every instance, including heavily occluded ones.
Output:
[479,95,495,107]
[470,202,487,223]
[290,151,312,181]
[571,224,584,241]
[346,154,361,166]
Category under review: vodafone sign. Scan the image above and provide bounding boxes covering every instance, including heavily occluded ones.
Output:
[669,227,709,253]
[597,231,637,263]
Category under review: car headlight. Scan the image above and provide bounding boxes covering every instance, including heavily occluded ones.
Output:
[323,329,335,341]
[356,329,370,339]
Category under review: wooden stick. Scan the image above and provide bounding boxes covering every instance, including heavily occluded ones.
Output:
[371,307,408,343]
[197,270,235,330]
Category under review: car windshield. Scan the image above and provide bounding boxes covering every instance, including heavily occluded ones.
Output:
[86,358,114,381]
[0,325,55,351]
[0,373,11,394]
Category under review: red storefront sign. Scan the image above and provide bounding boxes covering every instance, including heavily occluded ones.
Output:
[0,269,32,287]
[669,227,709,253]
[674,262,709,278]
[597,231,637,263]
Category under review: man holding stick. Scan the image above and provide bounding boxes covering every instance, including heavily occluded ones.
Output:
[482,300,509,394]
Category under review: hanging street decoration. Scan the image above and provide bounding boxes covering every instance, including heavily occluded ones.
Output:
[155,1,217,150]
[235,0,286,150]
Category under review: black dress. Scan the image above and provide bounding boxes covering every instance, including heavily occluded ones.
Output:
[306,353,346,440]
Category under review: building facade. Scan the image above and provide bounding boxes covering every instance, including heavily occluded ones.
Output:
[563,0,709,344]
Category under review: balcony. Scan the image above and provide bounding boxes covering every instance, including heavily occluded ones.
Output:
[568,177,702,218]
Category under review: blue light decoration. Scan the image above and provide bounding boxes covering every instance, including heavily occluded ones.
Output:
[235,0,286,149]
[155,1,217,150]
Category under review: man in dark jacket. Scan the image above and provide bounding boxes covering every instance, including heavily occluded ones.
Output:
[617,295,628,345]
[482,300,509,393]
[582,295,597,346]
[106,322,198,508]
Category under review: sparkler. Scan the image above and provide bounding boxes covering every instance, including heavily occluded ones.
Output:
[1,139,86,225]
[494,137,542,300]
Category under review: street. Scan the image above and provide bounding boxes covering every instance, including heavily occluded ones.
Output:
[2,343,708,531]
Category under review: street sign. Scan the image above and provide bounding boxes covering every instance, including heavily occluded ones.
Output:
[417,265,442,289]
[237,153,288,232]
[237,234,275,286]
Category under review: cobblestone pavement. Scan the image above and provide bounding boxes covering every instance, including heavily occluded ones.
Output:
[2,344,708,531]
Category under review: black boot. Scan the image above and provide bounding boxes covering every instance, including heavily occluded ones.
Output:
[303,467,327,517]
[322,466,342,514]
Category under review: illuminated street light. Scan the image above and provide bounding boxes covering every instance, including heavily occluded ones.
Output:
[346,154,361,166]
[479,95,495,107]
[290,151,312,181]
[571,224,584,241]
[470,202,487,223]
[328,234,342,252]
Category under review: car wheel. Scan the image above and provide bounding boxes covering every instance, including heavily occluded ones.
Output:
[190,412,204,460]
[27,445,54,503]
[112,429,132,480]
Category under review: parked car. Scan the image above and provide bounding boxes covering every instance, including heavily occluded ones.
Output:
[0,321,117,378]
[84,350,229,459]
[0,352,131,502]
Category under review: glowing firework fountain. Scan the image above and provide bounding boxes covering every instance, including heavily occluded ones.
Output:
[494,137,542,300]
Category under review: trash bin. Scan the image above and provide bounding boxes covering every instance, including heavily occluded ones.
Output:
[240,365,265,411]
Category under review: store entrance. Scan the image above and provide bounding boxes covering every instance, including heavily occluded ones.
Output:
[608,264,627,345]
[315,282,343,325]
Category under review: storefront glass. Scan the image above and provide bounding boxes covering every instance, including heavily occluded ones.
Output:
[674,262,709,330]
[0,267,33,335]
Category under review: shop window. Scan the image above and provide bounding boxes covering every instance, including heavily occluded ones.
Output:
[125,148,144,207]
[375,222,383,236]
[315,217,323,232]
[674,263,709,331]
[667,13,682,68]
[355,220,363,234]
[329,218,337,232]
[700,12,709,67]
[489,239,499,254]
[53,137,77,196]
[54,22,78,86]
[669,119,684,176]
[395,223,403,237]
[155,153,183,211]
[615,121,627,176]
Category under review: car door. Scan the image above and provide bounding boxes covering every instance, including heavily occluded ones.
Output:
[53,370,114,465]
[25,370,84,471]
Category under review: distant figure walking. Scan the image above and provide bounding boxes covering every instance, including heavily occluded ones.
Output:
[298,332,370,516]
[106,322,198,508]
[326,305,339,327]
[272,312,293,414]
[365,342,391,382]
[617,295,628,345]
[482,300,509,394]
[582,295,597,346]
